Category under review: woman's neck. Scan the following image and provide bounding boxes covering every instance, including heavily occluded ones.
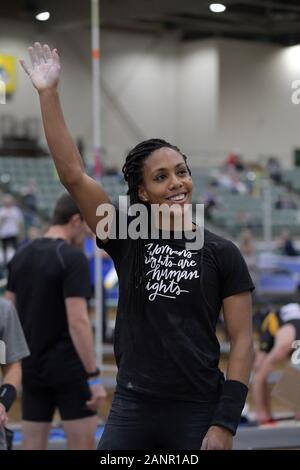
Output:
[155,211,195,232]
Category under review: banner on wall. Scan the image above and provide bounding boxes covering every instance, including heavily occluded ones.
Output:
[0,55,17,95]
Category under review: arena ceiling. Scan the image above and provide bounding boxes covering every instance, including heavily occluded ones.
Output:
[2,0,300,45]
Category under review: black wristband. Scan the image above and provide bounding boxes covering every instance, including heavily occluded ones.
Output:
[86,367,100,379]
[0,384,17,412]
[210,380,248,436]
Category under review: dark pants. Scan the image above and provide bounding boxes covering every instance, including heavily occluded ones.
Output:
[98,385,216,450]
[1,236,18,266]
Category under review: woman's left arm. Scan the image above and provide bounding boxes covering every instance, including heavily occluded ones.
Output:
[201,291,254,450]
[223,291,254,384]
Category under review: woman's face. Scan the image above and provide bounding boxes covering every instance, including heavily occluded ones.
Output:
[138,147,193,211]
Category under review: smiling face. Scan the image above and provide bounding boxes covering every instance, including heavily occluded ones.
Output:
[137,147,193,226]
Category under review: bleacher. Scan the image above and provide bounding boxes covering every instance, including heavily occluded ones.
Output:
[283,167,300,192]
[209,170,300,237]
[0,157,299,233]
[0,156,128,218]
[0,156,63,218]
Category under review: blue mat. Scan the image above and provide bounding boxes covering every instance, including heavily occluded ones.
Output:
[12,421,254,445]
[12,425,105,444]
[257,273,298,294]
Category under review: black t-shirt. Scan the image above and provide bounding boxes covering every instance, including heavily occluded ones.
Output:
[7,238,91,386]
[97,214,254,403]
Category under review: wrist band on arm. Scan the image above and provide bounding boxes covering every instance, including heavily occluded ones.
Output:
[86,367,101,379]
[88,377,103,387]
[210,380,248,436]
[0,384,17,412]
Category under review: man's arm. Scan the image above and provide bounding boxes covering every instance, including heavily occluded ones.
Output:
[65,297,97,374]
[2,362,21,389]
[201,291,254,450]
[0,362,21,427]
[20,42,112,238]
[65,297,107,410]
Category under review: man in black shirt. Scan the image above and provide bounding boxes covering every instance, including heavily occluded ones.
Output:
[6,193,106,449]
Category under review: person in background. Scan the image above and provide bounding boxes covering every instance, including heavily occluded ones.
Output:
[253,303,300,424]
[6,193,107,449]
[202,185,218,221]
[0,298,29,450]
[21,181,38,229]
[266,157,282,185]
[277,230,299,257]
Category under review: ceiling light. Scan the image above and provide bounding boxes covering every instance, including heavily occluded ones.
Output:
[209,3,226,13]
[35,11,50,21]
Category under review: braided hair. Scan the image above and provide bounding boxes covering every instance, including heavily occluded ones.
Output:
[122,138,191,316]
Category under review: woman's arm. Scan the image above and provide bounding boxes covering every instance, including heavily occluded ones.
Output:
[222,291,254,384]
[20,42,112,237]
[201,291,254,450]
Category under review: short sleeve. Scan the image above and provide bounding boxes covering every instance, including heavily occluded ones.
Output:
[218,241,255,299]
[96,208,128,264]
[0,299,30,363]
[63,249,92,299]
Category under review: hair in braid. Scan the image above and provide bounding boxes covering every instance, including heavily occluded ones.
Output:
[122,138,191,316]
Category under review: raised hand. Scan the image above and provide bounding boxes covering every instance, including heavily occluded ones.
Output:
[20,42,61,92]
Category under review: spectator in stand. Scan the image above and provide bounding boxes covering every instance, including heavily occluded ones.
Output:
[277,230,299,257]
[225,151,245,172]
[266,157,282,184]
[219,167,247,194]
[275,194,298,210]
[21,182,38,229]
[202,185,218,221]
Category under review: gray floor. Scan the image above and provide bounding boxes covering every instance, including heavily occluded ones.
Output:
[13,423,300,450]
[234,423,300,450]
